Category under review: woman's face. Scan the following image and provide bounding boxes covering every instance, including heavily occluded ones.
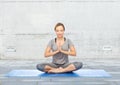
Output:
[55,26,65,38]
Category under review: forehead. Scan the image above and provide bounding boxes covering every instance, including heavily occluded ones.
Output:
[56,26,64,30]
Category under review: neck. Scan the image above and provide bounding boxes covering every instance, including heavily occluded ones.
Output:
[57,37,64,40]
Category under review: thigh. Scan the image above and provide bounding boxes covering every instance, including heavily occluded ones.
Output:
[72,62,83,70]
[45,63,58,68]
[61,62,83,70]
[37,63,58,72]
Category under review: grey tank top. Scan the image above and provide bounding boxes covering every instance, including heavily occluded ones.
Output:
[47,38,74,64]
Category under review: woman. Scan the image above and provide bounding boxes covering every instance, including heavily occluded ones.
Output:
[36,23,83,73]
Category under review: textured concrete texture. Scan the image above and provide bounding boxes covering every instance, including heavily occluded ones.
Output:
[0,59,120,85]
[0,0,120,59]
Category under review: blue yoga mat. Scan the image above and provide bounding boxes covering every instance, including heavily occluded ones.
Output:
[5,69,111,78]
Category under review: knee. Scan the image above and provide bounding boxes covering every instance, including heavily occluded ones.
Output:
[36,64,45,71]
[73,62,83,70]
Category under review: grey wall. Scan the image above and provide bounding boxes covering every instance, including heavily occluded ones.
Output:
[0,0,120,59]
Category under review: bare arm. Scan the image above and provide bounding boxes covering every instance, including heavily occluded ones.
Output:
[44,46,59,57]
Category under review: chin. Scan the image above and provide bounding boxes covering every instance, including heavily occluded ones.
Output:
[58,36,63,38]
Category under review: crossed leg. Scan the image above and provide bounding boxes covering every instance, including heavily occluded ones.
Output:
[44,65,57,72]
[48,64,76,73]
[37,62,83,73]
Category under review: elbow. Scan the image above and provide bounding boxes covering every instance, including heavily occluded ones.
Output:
[72,52,76,56]
[73,52,76,56]
[73,54,76,56]
[70,50,76,56]
[70,52,76,56]
[74,54,76,56]
[44,55,47,57]
[44,53,48,57]
[74,51,77,56]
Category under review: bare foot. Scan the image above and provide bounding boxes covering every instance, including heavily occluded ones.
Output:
[48,67,65,73]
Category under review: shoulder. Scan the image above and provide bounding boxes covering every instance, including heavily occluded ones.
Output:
[47,38,55,47]
[66,38,72,42]
[65,38,74,45]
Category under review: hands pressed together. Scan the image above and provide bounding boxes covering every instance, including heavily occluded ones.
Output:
[54,42,69,55]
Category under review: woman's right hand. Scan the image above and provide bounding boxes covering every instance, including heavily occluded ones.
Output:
[52,43,61,55]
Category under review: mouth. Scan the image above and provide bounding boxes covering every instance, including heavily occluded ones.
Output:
[58,34,62,36]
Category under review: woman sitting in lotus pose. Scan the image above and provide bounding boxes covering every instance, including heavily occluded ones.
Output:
[36,22,83,73]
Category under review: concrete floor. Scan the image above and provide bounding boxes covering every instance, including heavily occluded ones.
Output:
[0,58,120,85]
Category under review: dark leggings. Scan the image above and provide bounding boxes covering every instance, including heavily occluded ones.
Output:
[36,62,83,72]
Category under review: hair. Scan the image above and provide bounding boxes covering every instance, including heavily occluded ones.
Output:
[54,22,65,31]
